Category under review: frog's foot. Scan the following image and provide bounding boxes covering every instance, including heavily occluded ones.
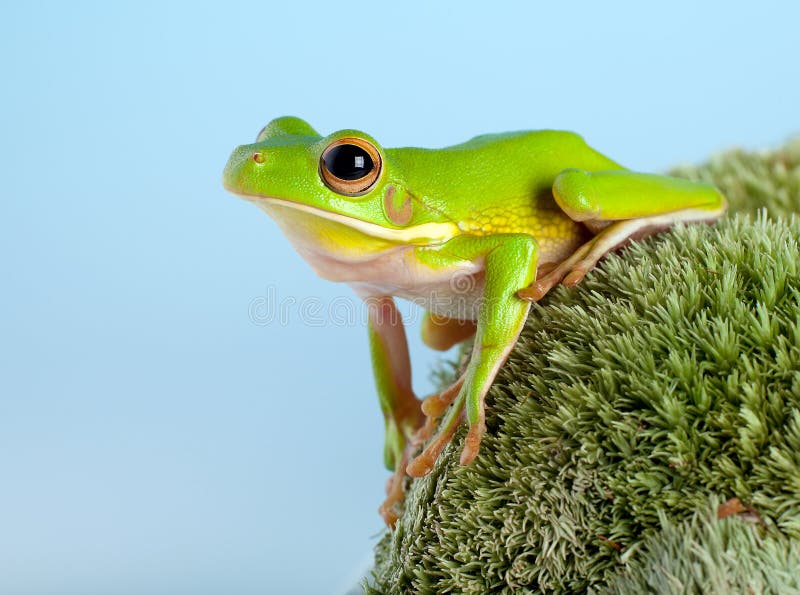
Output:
[406,378,478,478]
[379,440,417,528]
[518,215,675,302]
[406,407,486,475]
[400,374,467,478]
[518,239,595,301]
[379,406,431,528]
[406,407,465,478]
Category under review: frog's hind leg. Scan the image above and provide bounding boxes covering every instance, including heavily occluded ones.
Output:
[421,311,476,352]
[520,213,702,301]
[414,311,475,431]
[518,168,727,302]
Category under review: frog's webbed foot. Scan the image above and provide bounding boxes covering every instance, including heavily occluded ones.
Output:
[406,373,471,477]
[378,410,430,527]
[518,216,669,302]
[406,406,466,478]
[379,440,416,528]
[519,168,728,302]
[379,405,443,526]
[518,236,598,301]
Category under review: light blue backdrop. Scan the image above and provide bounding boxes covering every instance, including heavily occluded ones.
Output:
[2,2,798,593]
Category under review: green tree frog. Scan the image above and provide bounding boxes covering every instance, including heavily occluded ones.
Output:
[222,117,727,526]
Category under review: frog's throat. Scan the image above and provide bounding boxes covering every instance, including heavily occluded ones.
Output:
[248,195,460,245]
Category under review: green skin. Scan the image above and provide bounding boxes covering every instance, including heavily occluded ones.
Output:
[223,116,727,525]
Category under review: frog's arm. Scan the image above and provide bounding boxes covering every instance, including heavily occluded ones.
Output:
[366,296,441,526]
[406,234,538,476]
[364,296,424,470]
[520,169,727,301]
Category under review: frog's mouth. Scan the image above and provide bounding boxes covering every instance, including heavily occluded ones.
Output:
[234,193,459,246]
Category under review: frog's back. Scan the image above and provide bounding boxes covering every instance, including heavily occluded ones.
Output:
[389,130,622,264]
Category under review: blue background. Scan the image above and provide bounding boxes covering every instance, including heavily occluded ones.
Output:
[2,2,798,593]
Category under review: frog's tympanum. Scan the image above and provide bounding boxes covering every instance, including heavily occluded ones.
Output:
[223,117,727,526]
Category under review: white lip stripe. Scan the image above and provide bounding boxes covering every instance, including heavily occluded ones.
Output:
[248,195,459,244]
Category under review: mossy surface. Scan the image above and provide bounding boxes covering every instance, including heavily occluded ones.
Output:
[603,498,800,594]
[368,139,800,594]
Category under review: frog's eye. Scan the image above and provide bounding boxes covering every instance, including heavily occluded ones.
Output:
[319,138,382,196]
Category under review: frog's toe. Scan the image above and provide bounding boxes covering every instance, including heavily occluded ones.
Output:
[421,392,450,418]
[379,410,436,526]
[459,422,486,465]
[519,241,596,301]
[379,444,415,528]
[420,374,466,418]
[407,405,465,478]
[413,415,437,445]
[406,424,456,477]
[379,506,399,529]
[517,279,554,302]
[520,269,574,301]
[406,444,440,477]
[563,266,590,287]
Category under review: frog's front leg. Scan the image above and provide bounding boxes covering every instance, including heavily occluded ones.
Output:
[519,169,727,301]
[363,295,428,526]
[406,234,538,477]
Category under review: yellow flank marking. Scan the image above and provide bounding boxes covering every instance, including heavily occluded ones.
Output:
[259,197,459,244]
[462,204,576,238]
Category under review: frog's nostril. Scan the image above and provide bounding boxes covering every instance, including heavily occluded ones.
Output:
[252,152,265,164]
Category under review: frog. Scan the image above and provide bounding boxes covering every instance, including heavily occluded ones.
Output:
[222,116,727,527]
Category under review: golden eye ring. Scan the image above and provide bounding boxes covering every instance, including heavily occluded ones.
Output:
[319,137,382,196]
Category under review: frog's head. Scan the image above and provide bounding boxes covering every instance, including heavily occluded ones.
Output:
[223,117,458,267]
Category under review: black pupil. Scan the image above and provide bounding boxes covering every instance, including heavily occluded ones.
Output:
[323,144,373,180]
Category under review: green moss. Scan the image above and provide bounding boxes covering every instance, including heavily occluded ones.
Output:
[368,138,800,594]
[604,499,800,594]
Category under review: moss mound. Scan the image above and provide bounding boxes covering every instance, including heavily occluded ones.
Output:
[368,138,800,594]
[604,498,800,594]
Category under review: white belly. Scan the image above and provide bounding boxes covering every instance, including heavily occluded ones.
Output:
[299,242,487,321]
[350,270,487,321]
